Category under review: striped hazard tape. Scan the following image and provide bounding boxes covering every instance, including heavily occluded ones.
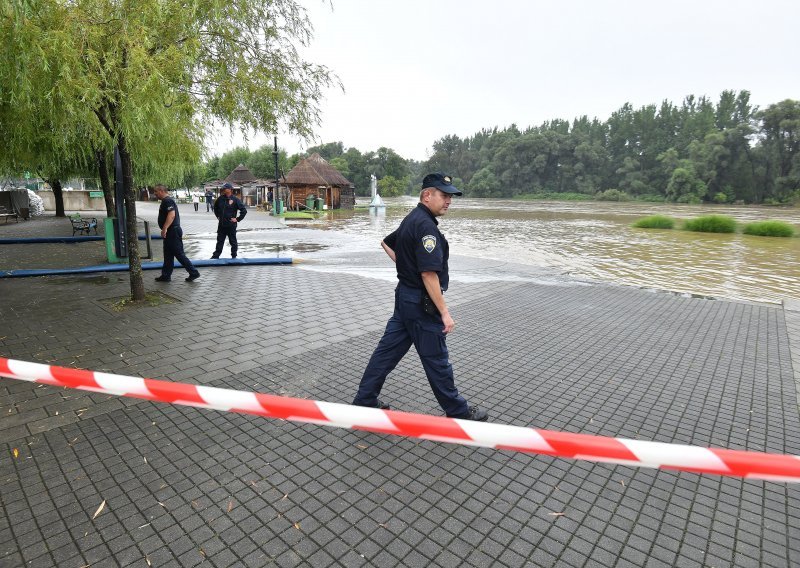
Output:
[1,356,799,482]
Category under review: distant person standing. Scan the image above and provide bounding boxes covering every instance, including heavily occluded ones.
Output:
[212,182,247,259]
[153,185,200,282]
[192,192,200,211]
[205,188,214,212]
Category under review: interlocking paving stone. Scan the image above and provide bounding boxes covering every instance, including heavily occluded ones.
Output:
[2,212,800,566]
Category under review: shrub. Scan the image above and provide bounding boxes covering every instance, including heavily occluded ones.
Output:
[595,188,631,202]
[632,215,675,229]
[518,192,594,201]
[636,194,667,203]
[712,192,728,204]
[742,220,795,237]
[683,215,737,233]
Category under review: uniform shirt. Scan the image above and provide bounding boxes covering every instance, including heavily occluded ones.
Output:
[214,194,247,225]
[157,196,181,230]
[384,203,450,291]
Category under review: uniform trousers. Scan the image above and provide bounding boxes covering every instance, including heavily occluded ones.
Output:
[353,284,469,417]
[161,227,199,279]
[213,224,238,258]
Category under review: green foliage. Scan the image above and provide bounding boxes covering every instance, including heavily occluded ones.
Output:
[742,221,795,237]
[468,167,502,197]
[1,0,338,183]
[632,215,675,229]
[667,164,707,202]
[217,148,252,179]
[712,192,728,203]
[378,175,410,197]
[637,194,667,202]
[683,215,737,233]
[518,192,594,201]
[595,188,631,201]
[415,90,797,205]
[328,157,350,179]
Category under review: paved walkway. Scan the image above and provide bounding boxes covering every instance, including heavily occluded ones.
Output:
[1,208,799,567]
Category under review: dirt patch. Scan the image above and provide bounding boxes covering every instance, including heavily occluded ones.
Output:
[99,290,179,312]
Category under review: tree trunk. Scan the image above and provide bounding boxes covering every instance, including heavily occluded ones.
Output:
[96,148,115,218]
[118,132,145,302]
[49,178,65,217]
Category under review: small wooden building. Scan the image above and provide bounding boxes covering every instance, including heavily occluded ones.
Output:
[204,164,289,208]
[284,153,355,210]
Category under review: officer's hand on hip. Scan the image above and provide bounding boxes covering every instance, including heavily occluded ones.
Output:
[230,218,237,223]
[161,228,167,238]
[442,312,455,335]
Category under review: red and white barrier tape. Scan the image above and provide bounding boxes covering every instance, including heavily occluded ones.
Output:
[2,356,799,482]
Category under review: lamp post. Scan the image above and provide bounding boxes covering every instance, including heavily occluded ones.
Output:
[272,136,279,215]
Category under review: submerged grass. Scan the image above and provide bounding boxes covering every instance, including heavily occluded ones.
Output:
[683,215,737,233]
[632,215,675,229]
[742,220,795,237]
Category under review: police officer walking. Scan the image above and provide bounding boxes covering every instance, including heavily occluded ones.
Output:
[212,182,247,259]
[352,173,488,421]
[153,185,200,282]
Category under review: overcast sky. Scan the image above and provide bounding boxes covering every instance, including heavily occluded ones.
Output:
[208,0,799,162]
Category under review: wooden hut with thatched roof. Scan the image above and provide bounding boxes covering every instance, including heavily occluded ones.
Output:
[284,153,355,210]
[225,164,258,205]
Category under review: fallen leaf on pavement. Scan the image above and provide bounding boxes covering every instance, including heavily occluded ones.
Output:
[12,448,18,459]
[92,500,106,519]
[227,500,234,513]
[548,512,565,517]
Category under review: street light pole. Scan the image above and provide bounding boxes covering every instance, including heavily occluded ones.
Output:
[272,136,279,215]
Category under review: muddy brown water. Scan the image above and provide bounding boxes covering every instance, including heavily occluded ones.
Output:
[240,198,799,305]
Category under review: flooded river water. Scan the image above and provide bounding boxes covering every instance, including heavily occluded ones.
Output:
[195,198,800,305]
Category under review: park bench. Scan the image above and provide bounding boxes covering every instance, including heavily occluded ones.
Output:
[0,205,18,223]
[69,213,98,235]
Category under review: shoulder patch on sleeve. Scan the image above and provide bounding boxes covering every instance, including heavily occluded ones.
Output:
[421,235,437,253]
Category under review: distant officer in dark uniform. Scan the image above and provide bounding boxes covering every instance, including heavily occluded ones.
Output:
[205,188,214,212]
[353,173,489,421]
[153,185,200,282]
[212,182,247,259]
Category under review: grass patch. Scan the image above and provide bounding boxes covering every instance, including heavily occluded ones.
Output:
[683,215,737,233]
[632,215,675,229]
[742,220,795,237]
[103,290,177,312]
[282,211,320,219]
[517,192,594,201]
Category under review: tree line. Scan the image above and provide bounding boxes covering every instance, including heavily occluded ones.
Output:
[213,91,798,204]
[425,91,799,204]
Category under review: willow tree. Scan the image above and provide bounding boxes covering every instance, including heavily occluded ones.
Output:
[1,0,337,301]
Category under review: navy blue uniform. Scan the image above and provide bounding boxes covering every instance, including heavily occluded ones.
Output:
[353,203,469,417]
[158,197,199,280]
[212,194,247,258]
